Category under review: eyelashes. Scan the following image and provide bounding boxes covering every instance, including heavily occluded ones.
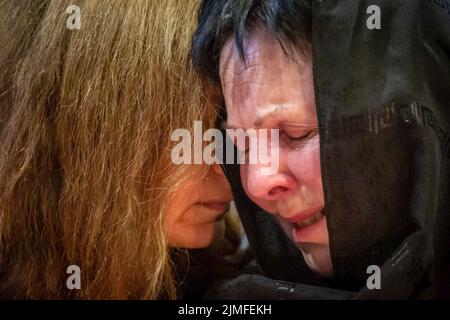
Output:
[282,129,317,147]
[229,129,318,154]
[285,130,314,141]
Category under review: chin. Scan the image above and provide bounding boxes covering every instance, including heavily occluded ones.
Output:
[298,243,334,279]
[169,222,216,249]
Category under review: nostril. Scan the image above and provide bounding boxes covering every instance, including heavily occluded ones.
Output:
[268,186,289,197]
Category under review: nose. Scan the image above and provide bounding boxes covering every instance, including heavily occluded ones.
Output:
[245,162,297,201]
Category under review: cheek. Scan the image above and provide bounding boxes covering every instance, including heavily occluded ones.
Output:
[164,172,202,242]
[165,206,182,247]
[165,194,188,237]
[165,188,198,248]
[287,137,323,198]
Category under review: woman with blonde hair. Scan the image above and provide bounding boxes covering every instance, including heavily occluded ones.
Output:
[0,0,246,299]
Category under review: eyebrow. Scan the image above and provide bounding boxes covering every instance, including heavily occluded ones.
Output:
[220,106,287,130]
[221,119,317,132]
[221,105,316,130]
[253,105,287,127]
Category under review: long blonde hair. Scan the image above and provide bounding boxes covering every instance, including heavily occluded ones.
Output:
[0,0,217,299]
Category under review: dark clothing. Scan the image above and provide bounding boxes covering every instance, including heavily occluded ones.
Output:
[213,0,450,299]
[174,219,252,300]
[175,248,252,300]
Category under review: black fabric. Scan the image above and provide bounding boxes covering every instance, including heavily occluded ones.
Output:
[175,246,252,300]
[205,274,354,300]
[216,0,450,299]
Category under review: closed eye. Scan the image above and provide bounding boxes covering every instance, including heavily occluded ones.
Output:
[285,130,314,141]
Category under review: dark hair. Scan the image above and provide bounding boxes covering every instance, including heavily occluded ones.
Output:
[191,0,312,84]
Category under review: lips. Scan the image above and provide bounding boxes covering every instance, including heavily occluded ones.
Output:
[199,201,230,214]
[295,211,324,228]
[187,201,229,225]
[284,205,324,225]
[292,212,326,243]
[279,205,326,243]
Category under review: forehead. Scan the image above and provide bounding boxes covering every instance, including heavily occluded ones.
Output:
[219,32,314,128]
